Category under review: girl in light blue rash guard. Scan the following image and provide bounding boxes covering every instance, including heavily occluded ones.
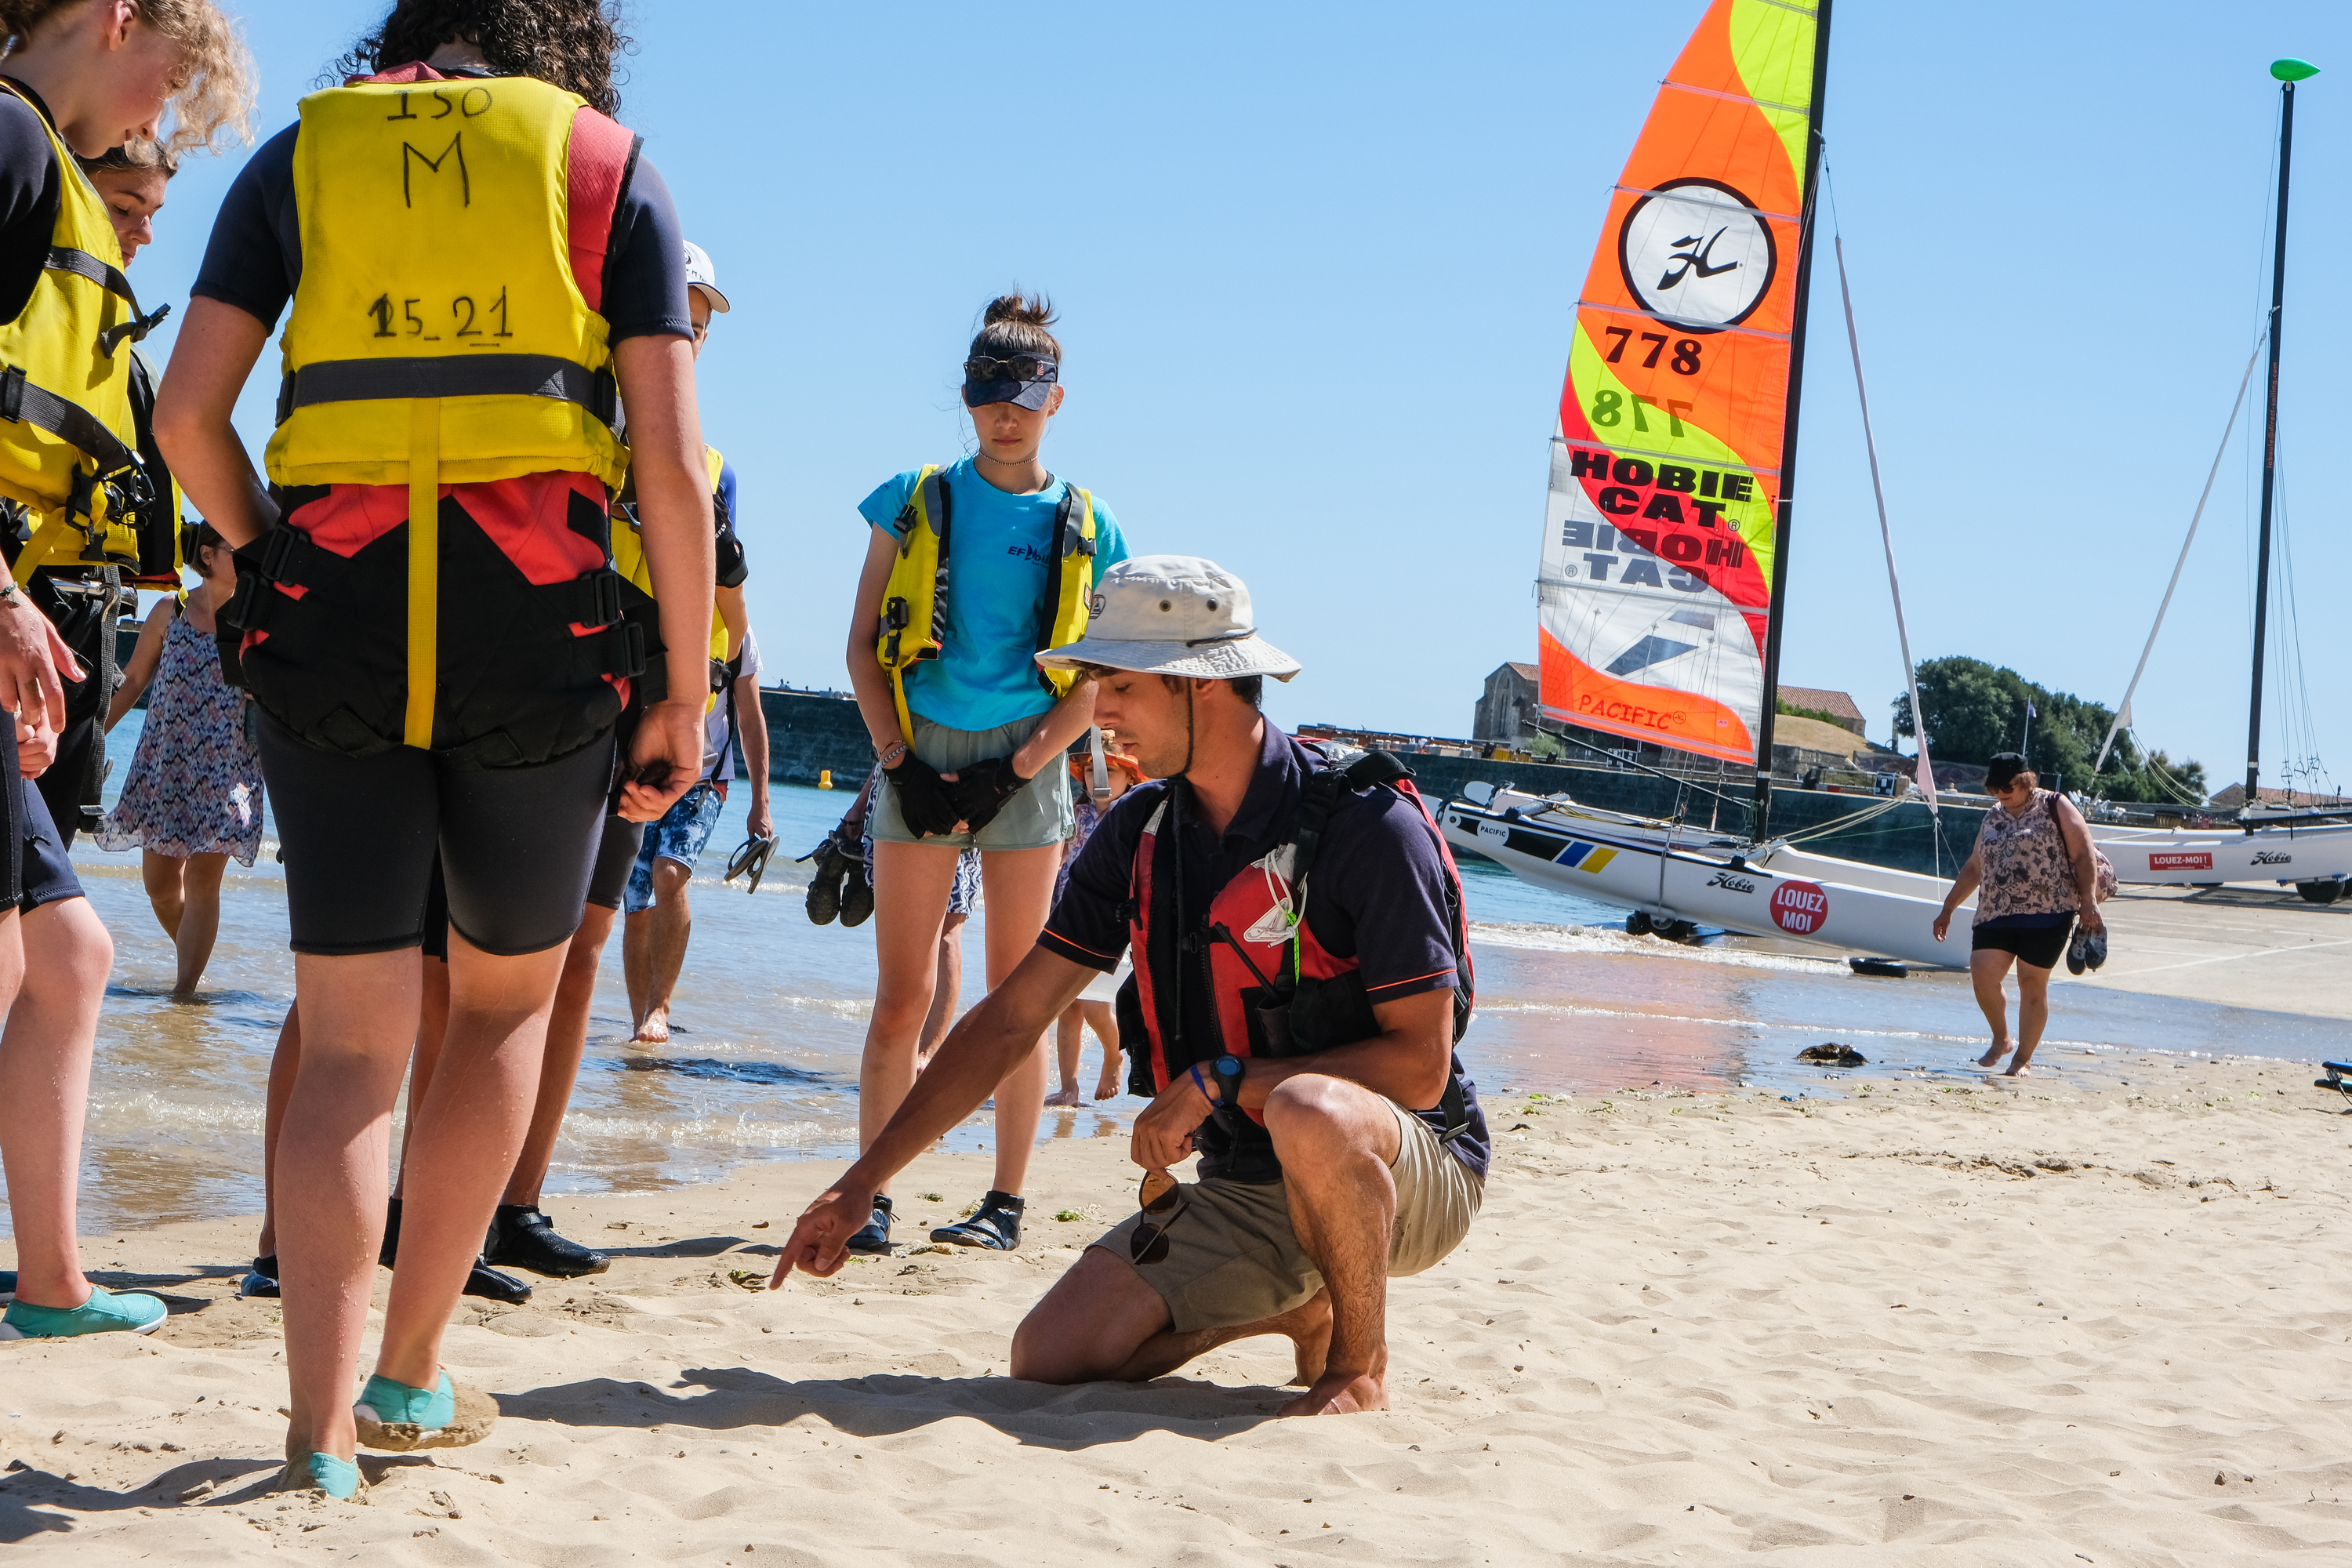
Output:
[842,293,1131,1256]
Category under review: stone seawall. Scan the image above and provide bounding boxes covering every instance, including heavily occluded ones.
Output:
[759,687,876,789]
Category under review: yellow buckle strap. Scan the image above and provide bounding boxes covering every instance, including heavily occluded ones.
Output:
[405,399,440,750]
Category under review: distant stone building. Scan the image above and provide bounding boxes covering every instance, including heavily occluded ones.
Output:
[1474,662,1540,743]
[1777,684,1867,737]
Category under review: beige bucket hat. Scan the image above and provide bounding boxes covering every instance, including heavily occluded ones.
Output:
[1036,555,1301,682]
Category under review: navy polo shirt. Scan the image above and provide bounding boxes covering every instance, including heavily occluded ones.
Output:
[1043,720,1488,1181]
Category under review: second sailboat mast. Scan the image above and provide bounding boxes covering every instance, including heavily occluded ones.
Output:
[2245,64,2312,807]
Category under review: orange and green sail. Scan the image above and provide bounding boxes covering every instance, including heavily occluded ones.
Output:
[1537,0,1823,765]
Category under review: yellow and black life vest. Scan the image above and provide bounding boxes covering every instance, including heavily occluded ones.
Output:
[612,444,731,706]
[874,465,1095,739]
[0,82,167,586]
[265,74,629,749]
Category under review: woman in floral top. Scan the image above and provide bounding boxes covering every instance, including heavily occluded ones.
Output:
[1932,752,2107,1076]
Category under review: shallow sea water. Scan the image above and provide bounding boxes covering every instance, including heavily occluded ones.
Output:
[4,714,2343,1237]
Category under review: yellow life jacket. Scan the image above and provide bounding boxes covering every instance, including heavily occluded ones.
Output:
[611,444,730,706]
[0,82,162,586]
[874,466,1095,741]
[266,74,629,748]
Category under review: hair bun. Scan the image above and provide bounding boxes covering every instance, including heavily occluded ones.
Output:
[971,292,1063,365]
[982,292,1057,329]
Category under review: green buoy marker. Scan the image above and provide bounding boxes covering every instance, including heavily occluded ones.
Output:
[2271,58,2319,82]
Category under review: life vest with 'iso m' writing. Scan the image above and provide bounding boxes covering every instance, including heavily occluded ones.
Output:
[1118,747,1478,1180]
[228,69,641,760]
[873,464,1095,739]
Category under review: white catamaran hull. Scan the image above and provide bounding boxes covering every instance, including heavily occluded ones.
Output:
[2086,822,2352,887]
[1443,788,1973,969]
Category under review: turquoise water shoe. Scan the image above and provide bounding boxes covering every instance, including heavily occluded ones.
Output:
[279,1452,361,1501]
[0,1285,168,1339]
[354,1367,495,1451]
[358,1369,455,1428]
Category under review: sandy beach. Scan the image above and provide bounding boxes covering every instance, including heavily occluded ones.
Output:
[5,1047,2349,1564]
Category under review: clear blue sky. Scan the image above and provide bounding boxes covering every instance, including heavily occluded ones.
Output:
[136,2,2350,794]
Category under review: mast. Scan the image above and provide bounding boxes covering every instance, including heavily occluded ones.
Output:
[2246,59,2317,808]
[1750,0,1835,842]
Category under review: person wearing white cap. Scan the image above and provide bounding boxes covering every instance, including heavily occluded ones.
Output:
[619,238,768,1045]
[775,556,1490,1419]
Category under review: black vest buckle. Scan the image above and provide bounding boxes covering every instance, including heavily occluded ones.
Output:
[256,523,314,588]
[570,569,622,630]
[602,619,647,680]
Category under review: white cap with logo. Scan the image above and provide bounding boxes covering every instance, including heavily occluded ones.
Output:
[683,240,730,313]
[1036,555,1300,682]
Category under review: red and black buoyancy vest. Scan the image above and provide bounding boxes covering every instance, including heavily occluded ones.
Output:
[1118,748,1477,1178]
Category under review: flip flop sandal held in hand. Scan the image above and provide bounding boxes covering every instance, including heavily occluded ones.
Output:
[797,835,850,924]
[930,1190,1026,1251]
[727,833,779,896]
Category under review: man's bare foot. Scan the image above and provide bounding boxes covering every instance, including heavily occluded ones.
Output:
[1976,1042,2011,1068]
[1043,1087,1082,1109]
[1277,1367,1386,1417]
[1256,1290,1331,1385]
[2005,1057,2034,1077]
[633,1006,671,1044]
[1094,1076,1121,1101]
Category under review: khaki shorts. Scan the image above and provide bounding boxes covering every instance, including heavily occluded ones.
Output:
[869,712,1073,852]
[1092,1103,1483,1334]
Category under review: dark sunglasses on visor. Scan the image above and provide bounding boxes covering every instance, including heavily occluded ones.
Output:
[964,354,1058,385]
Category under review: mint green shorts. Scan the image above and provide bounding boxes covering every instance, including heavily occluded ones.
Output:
[869,712,1073,852]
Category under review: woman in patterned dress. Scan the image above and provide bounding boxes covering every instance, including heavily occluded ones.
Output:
[1931,752,2106,1076]
[97,524,263,998]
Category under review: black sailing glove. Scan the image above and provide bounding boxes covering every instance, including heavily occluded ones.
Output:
[886,753,964,838]
[946,756,1029,835]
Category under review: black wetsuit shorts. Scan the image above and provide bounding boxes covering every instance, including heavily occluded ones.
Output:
[585,815,644,911]
[257,713,615,956]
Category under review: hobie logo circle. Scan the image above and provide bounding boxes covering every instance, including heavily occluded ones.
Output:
[1770,879,1828,936]
[1618,177,1776,333]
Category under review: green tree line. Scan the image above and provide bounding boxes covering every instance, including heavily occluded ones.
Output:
[1891,656,2209,805]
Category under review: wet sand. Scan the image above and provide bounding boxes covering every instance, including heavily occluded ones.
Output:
[4,1057,2349,1563]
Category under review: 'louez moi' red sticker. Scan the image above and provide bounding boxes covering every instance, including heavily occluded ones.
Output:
[1771,879,1828,935]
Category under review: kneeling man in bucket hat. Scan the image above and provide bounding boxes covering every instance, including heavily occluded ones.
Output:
[773,556,1489,1416]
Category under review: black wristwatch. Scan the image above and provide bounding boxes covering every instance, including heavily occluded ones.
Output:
[1210,1054,1246,1107]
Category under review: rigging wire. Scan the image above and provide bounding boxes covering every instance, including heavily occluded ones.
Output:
[1820,161,1944,869]
[2090,331,2265,775]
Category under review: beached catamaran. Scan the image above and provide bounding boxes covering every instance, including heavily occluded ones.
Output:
[2077,58,2352,902]
[1440,0,1983,968]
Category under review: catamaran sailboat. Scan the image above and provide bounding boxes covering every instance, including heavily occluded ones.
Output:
[1438,0,1974,969]
[2079,58,2352,903]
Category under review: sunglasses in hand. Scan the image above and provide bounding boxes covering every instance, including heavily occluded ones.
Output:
[1130,1167,1185,1265]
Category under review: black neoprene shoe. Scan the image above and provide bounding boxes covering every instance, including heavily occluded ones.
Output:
[803,836,851,926]
[931,1191,1025,1250]
[844,1194,894,1255]
[463,1257,533,1305]
[485,1204,611,1279]
[238,1255,281,1299]
[840,865,874,928]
